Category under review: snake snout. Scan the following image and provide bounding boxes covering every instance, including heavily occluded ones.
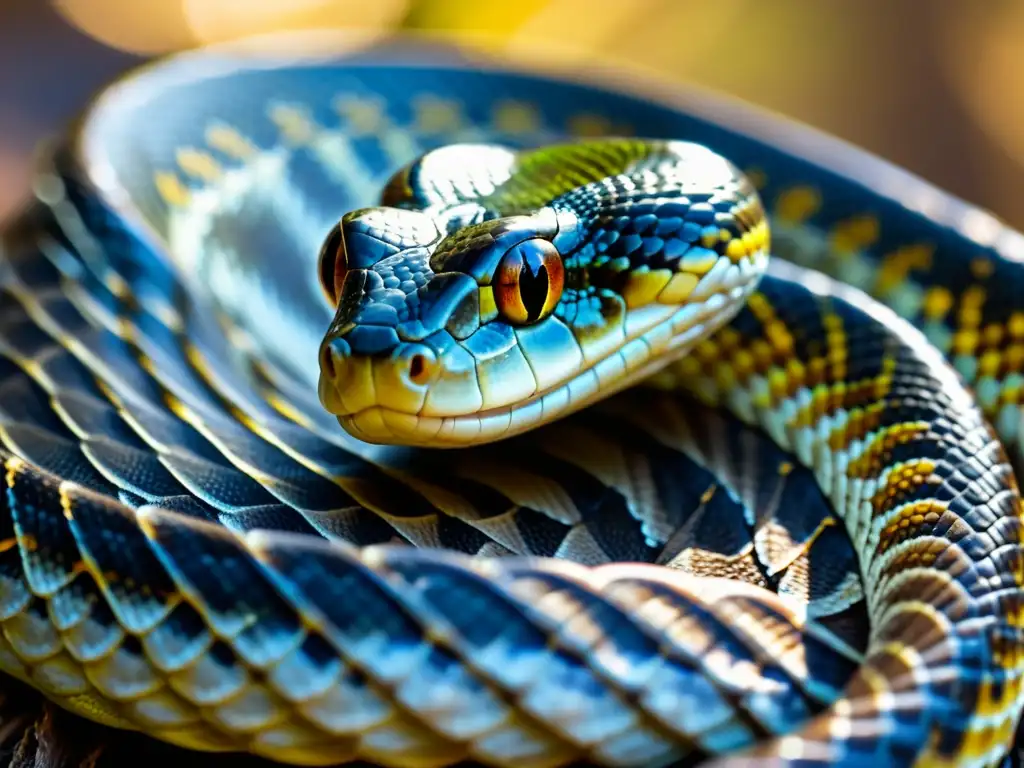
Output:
[318,331,445,437]
[317,336,352,414]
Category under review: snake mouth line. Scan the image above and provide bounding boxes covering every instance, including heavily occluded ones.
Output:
[333,275,760,448]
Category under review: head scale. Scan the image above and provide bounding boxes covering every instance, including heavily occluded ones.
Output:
[317,139,769,447]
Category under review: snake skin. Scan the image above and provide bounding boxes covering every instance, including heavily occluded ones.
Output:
[0,32,1022,768]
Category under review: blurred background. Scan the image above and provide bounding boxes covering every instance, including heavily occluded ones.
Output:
[1,0,1022,227]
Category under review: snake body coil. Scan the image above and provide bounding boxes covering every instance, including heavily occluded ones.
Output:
[0,32,1023,768]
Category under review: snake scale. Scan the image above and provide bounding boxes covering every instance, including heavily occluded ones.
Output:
[1,30,1023,768]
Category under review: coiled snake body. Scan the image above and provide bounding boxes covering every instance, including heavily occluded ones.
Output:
[0,32,1023,768]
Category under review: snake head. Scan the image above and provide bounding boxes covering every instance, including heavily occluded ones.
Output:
[318,140,769,447]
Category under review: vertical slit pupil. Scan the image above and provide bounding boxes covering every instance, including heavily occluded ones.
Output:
[519,256,549,322]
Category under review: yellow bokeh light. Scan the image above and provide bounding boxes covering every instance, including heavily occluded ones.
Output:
[938,2,1024,224]
[506,0,742,70]
[52,0,195,54]
[52,0,411,54]
[940,3,1024,166]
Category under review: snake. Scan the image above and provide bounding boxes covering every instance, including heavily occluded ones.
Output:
[1,29,1023,768]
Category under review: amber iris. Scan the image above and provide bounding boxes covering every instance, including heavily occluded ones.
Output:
[317,222,348,306]
[494,239,564,325]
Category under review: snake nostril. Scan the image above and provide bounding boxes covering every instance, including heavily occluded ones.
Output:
[408,354,430,385]
[320,344,336,379]
[321,339,349,380]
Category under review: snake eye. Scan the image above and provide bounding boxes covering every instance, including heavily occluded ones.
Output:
[494,239,565,325]
[317,222,348,307]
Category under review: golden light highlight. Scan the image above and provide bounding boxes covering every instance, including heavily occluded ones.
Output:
[52,0,410,54]
[939,3,1024,226]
